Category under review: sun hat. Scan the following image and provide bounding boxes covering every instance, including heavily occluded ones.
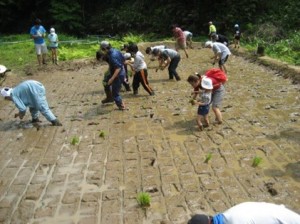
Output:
[201,76,213,90]
[234,24,239,28]
[50,28,55,33]
[100,41,110,49]
[1,87,13,97]
[0,65,7,74]
[205,41,213,48]
[188,214,211,224]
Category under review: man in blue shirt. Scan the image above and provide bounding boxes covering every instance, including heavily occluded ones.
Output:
[1,80,62,126]
[30,19,48,65]
[100,41,126,110]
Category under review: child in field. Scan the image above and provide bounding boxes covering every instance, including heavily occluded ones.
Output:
[48,28,58,64]
[233,24,242,48]
[187,75,213,131]
[127,44,154,96]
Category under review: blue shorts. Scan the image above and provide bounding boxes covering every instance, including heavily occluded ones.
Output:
[198,105,210,116]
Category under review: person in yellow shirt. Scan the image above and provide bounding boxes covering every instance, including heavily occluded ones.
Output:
[208,21,217,39]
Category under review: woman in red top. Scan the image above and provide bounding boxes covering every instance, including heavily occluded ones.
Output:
[172,24,189,58]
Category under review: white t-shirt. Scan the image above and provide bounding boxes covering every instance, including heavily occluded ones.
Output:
[222,202,300,224]
[212,42,231,60]
[183,31,193,38]
[133,51,147,72]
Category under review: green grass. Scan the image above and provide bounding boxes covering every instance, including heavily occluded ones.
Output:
[137,192,151,207]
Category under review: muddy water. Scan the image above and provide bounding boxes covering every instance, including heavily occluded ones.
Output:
[0,43,299,224]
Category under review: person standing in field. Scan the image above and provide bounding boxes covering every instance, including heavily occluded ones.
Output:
[48,27,59,65]
[233,24,242,48]
[172,24,189,58]
[208,21,217,39]
[100,41,126,110]
[30,19,47,66]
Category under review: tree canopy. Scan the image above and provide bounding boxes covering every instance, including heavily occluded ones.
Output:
[0,0,299,37]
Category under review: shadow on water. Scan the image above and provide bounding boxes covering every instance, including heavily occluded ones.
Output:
[264,161,300,182]
[267,128,300,143]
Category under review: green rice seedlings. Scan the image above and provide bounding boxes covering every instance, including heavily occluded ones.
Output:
[137,192,151,207]
[252,156,263,167]
[70,136,80,145]
[204,153,212,163]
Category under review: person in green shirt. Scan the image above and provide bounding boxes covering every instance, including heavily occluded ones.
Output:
[208,21,217,39]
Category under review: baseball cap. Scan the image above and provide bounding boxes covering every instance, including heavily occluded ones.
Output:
[0,65,7,74]
[1,87,13,97]
[100,41,110,49]
[205,41,213,48]
[201,76,213,89]
[188,214,211,224]
[50,28,55,33]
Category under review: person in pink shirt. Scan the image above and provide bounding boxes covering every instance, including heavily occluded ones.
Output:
[172,24,189,58]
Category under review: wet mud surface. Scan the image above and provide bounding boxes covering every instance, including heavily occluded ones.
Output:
[0,43,299,224]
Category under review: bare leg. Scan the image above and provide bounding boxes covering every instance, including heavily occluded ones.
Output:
[196,115,204,131]
[37,54,42,66]
[212,107,222,124]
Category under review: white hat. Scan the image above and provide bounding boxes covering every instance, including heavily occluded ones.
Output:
[205,41,213,48]
[1,87,13,97]
[50,28,55,33]
[100,41,110,49]
[0,65,7,74]
[123,53,131,59]
[234,24,239,28]
[201,76,213,90]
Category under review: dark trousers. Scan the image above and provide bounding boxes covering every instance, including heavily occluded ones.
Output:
[168,55,181,80]
[132,69,153,95]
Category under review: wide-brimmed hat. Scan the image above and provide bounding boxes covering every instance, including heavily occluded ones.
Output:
[0,65,7,74]
[1,87,13,97]
[201,76,213,89]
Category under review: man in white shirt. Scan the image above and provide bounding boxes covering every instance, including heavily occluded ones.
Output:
[188,202,300,224]
[205,41,231,73]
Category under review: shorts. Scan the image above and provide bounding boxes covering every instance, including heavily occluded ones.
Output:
[219,55,229,66]
[211,84,225,108]
[35,43,48,55]
[186,34,193,41]
[198,105,210,116]
[234,35,241,40]
[175,40,186,50]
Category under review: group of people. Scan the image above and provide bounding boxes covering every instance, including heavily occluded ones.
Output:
[30,19,59,65]
[1,20,300,223]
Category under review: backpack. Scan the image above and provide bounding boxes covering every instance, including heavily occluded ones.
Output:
[205,68,228,84]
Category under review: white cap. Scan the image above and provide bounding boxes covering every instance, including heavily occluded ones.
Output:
[1,87,13,97]
[234,24,239,28]
[205,41,213,48]
[201,76,213,90]
[123,53,131,59]
[100,41,110,49]
[0,65,7,73]
[50,28,55,33]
